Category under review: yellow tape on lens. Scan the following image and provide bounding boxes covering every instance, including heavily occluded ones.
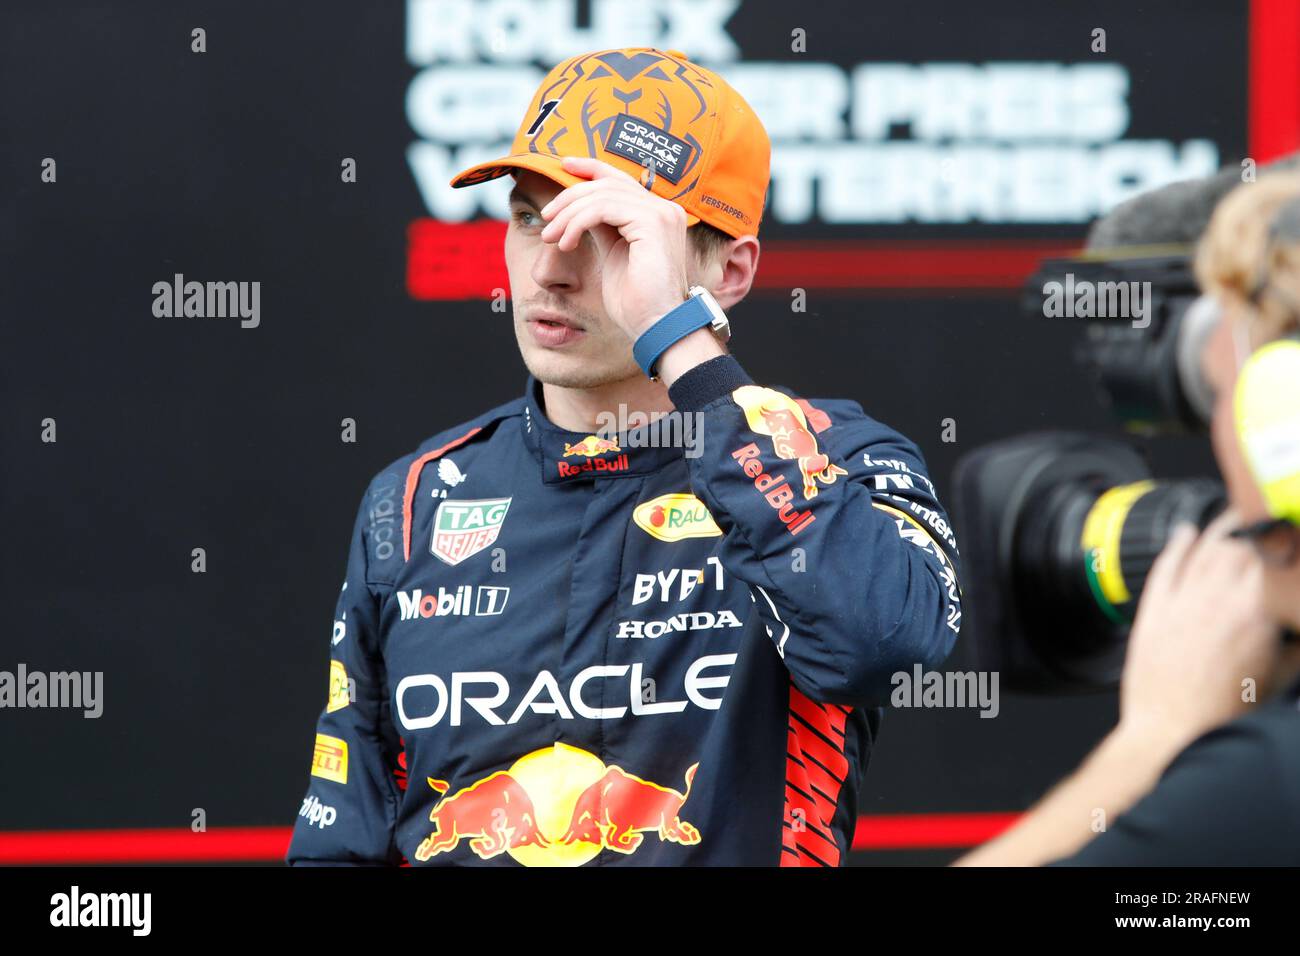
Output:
[1234,339,1300,525]
[1080,480,1155,613]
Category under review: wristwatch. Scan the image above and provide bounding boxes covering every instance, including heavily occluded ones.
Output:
[632,286,731,380]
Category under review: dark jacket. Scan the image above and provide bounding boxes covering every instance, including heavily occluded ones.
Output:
[287,355,961,866]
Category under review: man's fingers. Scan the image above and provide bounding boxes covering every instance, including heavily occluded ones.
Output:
[541,160,687,250]
[543,189,643,248]
[538,161,688,255]
[560,155,641,184]
[553,197,624,252]
[1187,506,1255,581]
[540,176,637,222]
[539,180,598,221]
[1143,521,1198,597]
[542,193,606,248]
[1197,506,1243,547]
[548,191,663,253]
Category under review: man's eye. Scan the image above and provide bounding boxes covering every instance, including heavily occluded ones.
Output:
[512,208,539,227]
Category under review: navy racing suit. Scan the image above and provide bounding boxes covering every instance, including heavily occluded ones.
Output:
[287,354,961,866]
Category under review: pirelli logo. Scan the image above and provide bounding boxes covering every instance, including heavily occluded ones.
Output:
[311,733,348,784]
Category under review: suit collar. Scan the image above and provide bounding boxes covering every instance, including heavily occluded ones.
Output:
[520,375,687,484]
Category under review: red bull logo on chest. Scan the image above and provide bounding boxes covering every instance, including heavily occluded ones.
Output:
[413,743,701,866]
[557,436,629,478]
[563,435,622,457]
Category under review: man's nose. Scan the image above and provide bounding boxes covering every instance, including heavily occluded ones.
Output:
[530,235,586,293]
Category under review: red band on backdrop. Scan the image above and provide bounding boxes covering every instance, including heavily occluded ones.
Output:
[0,814,1022,864]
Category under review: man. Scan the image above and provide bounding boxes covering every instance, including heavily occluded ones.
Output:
[287,47,961,867]
[958,173,1300,866]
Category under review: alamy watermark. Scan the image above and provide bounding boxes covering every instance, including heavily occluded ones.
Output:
[890,664,999,718]
[594,404,704,458]
[1042,273,1151,329]
[152,273,260,328]
[1,664,103,718]
[50,886,150,936]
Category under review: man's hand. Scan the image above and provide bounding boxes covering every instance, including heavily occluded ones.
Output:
[538,156,691,341]
[1117,508,1290,759]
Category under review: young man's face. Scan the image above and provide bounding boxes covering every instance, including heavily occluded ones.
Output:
[504,169,642,390]
[504,169,646,390]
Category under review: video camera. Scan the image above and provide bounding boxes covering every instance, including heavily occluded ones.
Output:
[950,173,1244,692]
[1023,251,1218,436]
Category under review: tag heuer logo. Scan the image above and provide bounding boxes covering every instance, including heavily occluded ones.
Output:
[633,493,722,542]
[431,497,512,566]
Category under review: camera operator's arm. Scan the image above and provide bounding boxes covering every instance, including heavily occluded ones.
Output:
[957,513,1290,866]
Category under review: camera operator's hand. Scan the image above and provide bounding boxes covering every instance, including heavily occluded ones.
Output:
[1117,508,1288,760]
[957,508,1293,867]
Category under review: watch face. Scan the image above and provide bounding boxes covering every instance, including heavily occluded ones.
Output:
[691,288,730,339]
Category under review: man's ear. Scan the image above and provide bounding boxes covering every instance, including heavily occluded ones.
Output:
[710,236,760,311]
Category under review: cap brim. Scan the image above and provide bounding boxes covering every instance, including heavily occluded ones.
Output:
[449,152,583,190]
[449,153,700,225]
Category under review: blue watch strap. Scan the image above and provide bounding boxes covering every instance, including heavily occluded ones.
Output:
[633,295,713,378]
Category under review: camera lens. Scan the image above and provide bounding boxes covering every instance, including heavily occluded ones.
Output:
[952,432,1225,690]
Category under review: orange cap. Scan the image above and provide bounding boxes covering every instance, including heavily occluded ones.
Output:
[449,48,771,238]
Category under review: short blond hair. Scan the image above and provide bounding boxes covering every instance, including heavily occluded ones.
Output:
[1196,172,1300,341]
[687,220,734,264]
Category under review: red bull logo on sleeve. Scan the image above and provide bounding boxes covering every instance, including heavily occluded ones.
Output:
[414,743,701,866]
[731,386,848,500]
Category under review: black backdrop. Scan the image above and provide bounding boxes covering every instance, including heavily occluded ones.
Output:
[1,0,1245,864]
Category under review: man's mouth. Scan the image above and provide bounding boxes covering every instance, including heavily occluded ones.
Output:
[529,311,584,332]
[526,311,586,347]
